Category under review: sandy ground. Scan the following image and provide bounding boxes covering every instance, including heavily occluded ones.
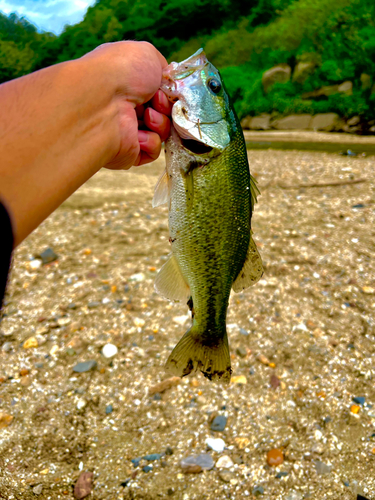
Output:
[0,141,375,500]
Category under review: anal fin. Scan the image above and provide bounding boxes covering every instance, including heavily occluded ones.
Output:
[155,253,190,302]
[232,232,263,292]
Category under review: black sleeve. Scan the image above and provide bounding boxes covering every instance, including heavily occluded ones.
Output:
[0,202,13,308]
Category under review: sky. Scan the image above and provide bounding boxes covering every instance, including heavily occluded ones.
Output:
[0,0,96,34]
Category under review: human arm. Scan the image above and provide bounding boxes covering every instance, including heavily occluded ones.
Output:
[0,41,171,247]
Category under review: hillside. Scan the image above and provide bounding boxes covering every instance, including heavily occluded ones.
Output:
[1,0,374,122]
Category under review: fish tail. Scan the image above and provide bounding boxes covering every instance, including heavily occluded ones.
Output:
[165,326,232,384]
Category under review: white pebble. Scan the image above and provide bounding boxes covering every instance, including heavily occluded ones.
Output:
[77,399,87,410]
[102,343,118,358]
[215,455,234,468]
[206,437,225,453]
[29,259,42,270]
[130,272,145,282]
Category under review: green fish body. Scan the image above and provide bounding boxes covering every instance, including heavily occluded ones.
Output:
[153,49,263,383]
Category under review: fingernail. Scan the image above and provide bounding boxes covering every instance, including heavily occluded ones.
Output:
[138,131,148,144]
[149,108,163,126]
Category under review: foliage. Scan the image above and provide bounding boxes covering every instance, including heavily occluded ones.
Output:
[0,0,375,119]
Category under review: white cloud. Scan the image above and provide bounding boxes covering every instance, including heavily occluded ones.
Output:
[0,0,96,34]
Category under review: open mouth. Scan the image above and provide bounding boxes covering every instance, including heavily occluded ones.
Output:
[181,138,213,155]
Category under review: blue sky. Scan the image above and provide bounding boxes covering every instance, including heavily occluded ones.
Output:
[0,0,96,34]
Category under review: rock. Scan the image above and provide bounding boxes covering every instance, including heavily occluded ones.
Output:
[180,454,214,472]
[338,81,353,95]
[276,471,288,479]
[262,64,291,93]
[292,61,315,83]
[253,485,265,496]
[130,273,145,282]
[74,471,93,499]
[211,415,227,432]
[231,375,247,384]
[310,113,341,132]
[272,114,312,130]
[32,484,43,495]
[165,446,173,455]
[105,404,113,414]
[23,337,38,349]
[77,399,87,410]
[360,73,372,90]
[143,453,162,461]
[314,460,332,475]
[38,248,58,265]
[352,396,365,406]
[206,437,225,453]
[249,114,271,130]
[270,374,280,389]
[134,317,145,327]
[257,353,270,365]
[235,346,247,358]
[267,449,284,466]
[143,465,152,473]
[29,259,42,270]
[239,328,249,335]
[20,376,31,386]
[87,301,100,309]
[215,455,234,468]
[131,458,141,467]
[240,116,252,129]
[102,343,118,358]
[218,470,234,482]
[149,377,181,395]
[285,490,303,500]
[73,360,97,373]
[2,342,12,353]
[347,116,360,127]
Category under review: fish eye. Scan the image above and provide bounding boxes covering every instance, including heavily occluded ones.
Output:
[207,78,222,94]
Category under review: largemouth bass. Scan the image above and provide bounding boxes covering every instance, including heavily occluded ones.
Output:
[153,49,263,383]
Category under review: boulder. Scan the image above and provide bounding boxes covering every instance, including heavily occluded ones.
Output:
[302,81,352,99]
[271,114,312,130]
[292,62,315,84]
[310,113,341,132]
[262,64,291,93]
[249,114,271,130]
[338,81,352,95]
[347,116,360,127]
[240,116,252,130]
[360,73,372,91]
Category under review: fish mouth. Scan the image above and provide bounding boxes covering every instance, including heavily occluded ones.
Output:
[180,138,213,155]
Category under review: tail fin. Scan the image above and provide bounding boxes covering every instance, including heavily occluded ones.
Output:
[165,326,232,384]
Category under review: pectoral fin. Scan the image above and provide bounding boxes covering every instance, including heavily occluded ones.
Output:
[152,168,169,208]
[232,233,263,292]
[155,253,190,302]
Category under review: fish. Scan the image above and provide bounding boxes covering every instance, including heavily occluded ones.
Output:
[153,48,263,383]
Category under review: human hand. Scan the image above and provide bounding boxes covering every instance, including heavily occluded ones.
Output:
[83,41,172,170]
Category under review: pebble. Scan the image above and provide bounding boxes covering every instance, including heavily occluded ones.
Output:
[102,343,118,358]
[314,460,332,475]
[211,415,227,432]
[134,318,145,327]
[105,404,113,414]
[215,455,234,468]
[206,437,225,453]
[131,458,141,467]
[173,315,189,326]
[2,342,12,353]
[77,399,87,410]
[143,453,162,461]
[352,396,365,405]
[276,471,288,478]
[74,471,93,499]
[218,470,234,482]
[180,454,214,472]
[29,259,42,270]
[285,490,303,500]
[88,301,100,308]
[143,465,152,473]
[235,346,247,358]
[257,353,270,365]
[253,485,264,496]
[165,446,173,455]
[231,375,247,384]
[267,449,284,466]
[32,484,43,495]
[130,273,145,282]
[351,404,360,414]
[270,374,280,389]
[39,247,58,265]
[23,337,38,349]
[149,377,181,395]
[73,360,97,373]
[239,328,249,335]
[0,413,13,430]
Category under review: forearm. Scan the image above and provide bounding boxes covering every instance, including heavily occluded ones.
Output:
[0,56,121,246]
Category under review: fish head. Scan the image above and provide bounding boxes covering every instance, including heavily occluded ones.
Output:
[161,49,235,155]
